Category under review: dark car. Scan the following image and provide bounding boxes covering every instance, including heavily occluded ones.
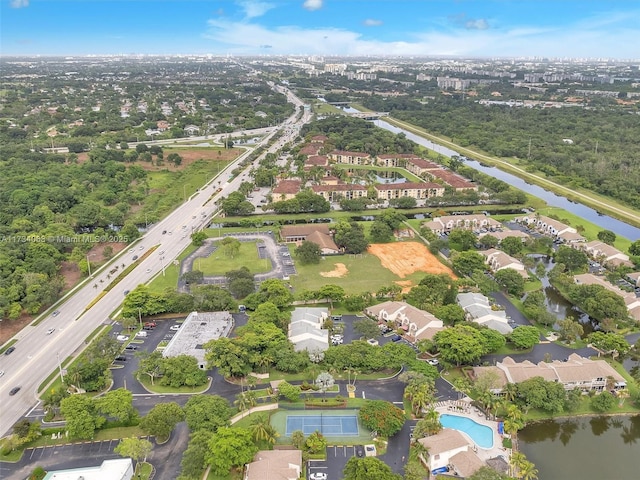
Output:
[115,355,127,361]
[132,255,138,261]
[9,386,21,396]
[162,230,167,234]
[355,445,365,457]
[4,346,15,355]
[391,334,402,342]
[125,345,137,350]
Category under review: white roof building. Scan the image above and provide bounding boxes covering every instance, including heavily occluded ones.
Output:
[288,307,329,353]
[457,292,512,334]
[364,301,444,341]
[43,458,133,480]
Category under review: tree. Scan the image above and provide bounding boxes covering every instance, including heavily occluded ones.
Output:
[244,278,294,309]
[277,381,301,402]
[318,284,345,310]
[434,304,466,325]
[114,437,152,474]
[597,230,616,245]
[434,324,487,366]
[358,400,405,437]
[96,388,136,424]
[369,220,394,243]
[295,240,322,265]
[554,246,588,272]
[250,415,279,445]
[184,395,232,433]
[180,430,214,479]
[404,381,435,417]
[140,402,185,441]
[334,221,368,254]
[343,456,403,480]
[291,430,305,449]
[495,268,526,297]
[558,318,584,343]
[182,270,204,285]
[629,240,640,256]
[479,235,500,249]
[304,430,327,454]
[137,351,165,386]
[452,251,486,277]
[249,301,289,331]
[60,394,104,440]
[160,355,208,388]
[206,427,258,476]
[501,236,525,256]
[354,318,380,339]
[448,228,477,251]
[220,236,241,258]
[221,191,254,216]
[509,326,541,349]
[191,231,207,247]
[588,331,630,356]
[591,391,616,412]
[315,371,335,402]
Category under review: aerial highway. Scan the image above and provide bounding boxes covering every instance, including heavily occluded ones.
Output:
[0,85,309,436]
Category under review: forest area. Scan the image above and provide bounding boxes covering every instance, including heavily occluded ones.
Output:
[361,96,640,208]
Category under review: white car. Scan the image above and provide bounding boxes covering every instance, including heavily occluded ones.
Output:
[427,359,439,366]
[0,370,4,378]
[146,268,152,273]
[170,325,181,331]
[46,328,55,335]
[309,474,327,480]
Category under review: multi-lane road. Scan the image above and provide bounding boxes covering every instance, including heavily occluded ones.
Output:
[0,85,309,436]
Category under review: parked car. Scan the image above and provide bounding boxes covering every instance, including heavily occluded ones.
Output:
[309,474,327,480]
[136,331,148,338]
[4,346,15,355]
[355,445,365,457]
[115,356,127,361]
[427,358,439,366]
[116,335,129,342]
[170,325,181,331]
[9,386,21,396]
[144,322,156,328]
[391,334,402,342]
[125,345,137,350]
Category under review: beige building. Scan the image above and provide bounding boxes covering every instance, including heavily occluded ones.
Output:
[518,214,576,237]
[272,180,302,201]
[481,249,529,278]
[311,183,367,202]
[472,354,627,393]
[328,150,372,165]
[423,214,501,235]
[365,301,444,341]
[581,240,632,267]
[244,450,302,480]
[418,429,483,477]
[424,168,478,191]
[375,182,444,200]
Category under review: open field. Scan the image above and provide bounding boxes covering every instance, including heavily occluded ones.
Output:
[196,240,271,275]
[312,102,346,115]
[290,241,453,294]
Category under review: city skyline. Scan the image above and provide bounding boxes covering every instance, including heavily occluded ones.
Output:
[1,0,639,59]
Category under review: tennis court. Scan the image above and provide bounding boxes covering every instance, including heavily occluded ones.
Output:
[286,414,359,436]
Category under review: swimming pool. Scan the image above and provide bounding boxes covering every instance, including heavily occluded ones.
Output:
[440,414,494,449]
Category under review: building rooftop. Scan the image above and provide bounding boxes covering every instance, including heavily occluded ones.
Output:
[43,459,133,480]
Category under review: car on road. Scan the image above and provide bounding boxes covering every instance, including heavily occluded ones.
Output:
[129,249,134,253]
[9,386,21,396]
[139,246,144,250]
[162,230,167,234]
[124,290,130,296]
[52,310,60,317]
[4,346,15,355]
[132,255,138,261]
[146,268,152,273]
[46,328,55,335]
[0,370,4,378]
[309,474,327,480]
[170,325,181,331]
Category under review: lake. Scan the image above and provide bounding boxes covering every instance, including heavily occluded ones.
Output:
[519,415,640,479]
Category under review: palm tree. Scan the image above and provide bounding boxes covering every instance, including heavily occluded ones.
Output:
[510,451,528,478]
[250,415,272,442]
[503,383,518,403]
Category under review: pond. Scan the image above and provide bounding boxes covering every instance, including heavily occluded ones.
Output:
[519,415,640,480]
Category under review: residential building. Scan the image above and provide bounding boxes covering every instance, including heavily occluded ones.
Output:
[423,214,502,235]
[364,301,444,341]
[376,153,428,168]
[471,354,627,393]
[305,230,340,254]
[288,307,330,353]
[418,429,482,477]
[480,249,529,278]
[424,168,478,191]
[375,182,444,200]
[478,229,529,243]
[299,144,322,157]
[280,224,332,243]
[405,157,441,176]
[518,214,576,238]
[574,273,640,321]
[456,292,512,334]
[272,179,302,201]
[244,450,302,480]
[42,458,133,480]
[311,135,328,143]
[557,230,586,244]
[581,240,632,268]
[311,183,367,202]
[626,272,640,287]
[328,150,372,165]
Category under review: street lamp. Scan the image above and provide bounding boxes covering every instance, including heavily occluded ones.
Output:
[86,253,96,278]
[138,308,143,328]
[160,256,165,277]
[56,352,65,384]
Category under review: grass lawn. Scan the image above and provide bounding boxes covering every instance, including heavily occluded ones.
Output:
[312,102,345,115]
[332,163,423,183]
[289,251,428,295]
[137,374,211,394]
[197,241,272,275]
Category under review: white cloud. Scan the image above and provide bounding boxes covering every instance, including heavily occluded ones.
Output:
[303,0,323,12]
[363,19,383,27]
[465,19,489,30]
[10,0,29,8]
[237,0,275,19]
[203,8,640,58]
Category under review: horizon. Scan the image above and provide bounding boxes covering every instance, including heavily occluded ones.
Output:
[1,0,639,59]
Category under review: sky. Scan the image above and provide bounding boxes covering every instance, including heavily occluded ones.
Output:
[1,0,639,58]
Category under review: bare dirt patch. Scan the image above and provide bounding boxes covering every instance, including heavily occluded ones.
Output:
[0,314,32,345]
[320,263,349,278]
[394,280,414,294]
[368,242,457,279]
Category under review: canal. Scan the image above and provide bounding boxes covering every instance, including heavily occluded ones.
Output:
[367,117,640,241]
[519,415,640,480]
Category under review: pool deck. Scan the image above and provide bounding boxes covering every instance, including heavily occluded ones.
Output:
[432,399,511,463]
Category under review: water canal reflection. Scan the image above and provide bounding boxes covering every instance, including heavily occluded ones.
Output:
[519,415,640,479]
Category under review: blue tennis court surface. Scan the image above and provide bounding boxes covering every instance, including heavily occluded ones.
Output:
[286,414,359,436]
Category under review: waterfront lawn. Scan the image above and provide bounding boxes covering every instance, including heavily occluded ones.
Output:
[197,241,271,275]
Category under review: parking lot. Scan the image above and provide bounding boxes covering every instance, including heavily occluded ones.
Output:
[308,445,365,480]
